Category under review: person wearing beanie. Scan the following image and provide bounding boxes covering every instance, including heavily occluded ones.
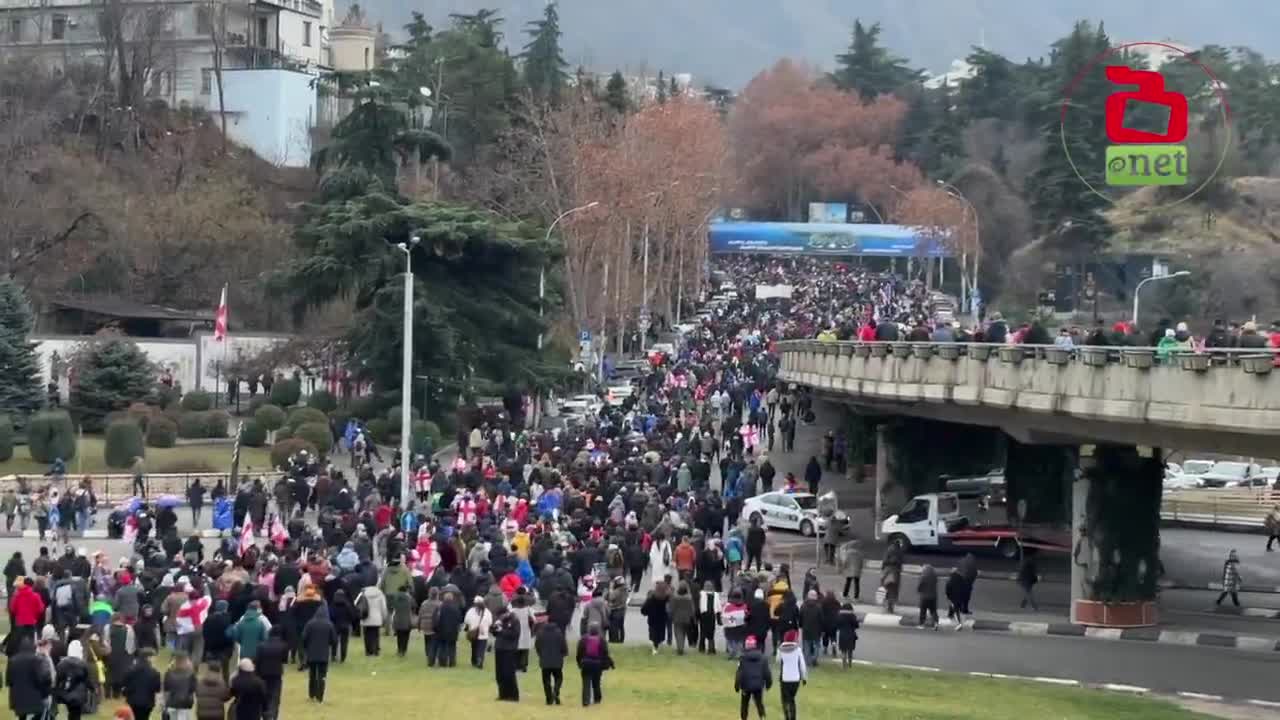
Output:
[746,587,770,652]
[229,659,268,720]
[835,601,860,667]
[776,628,807,720]
[463,595,494,668]
[733,635,771,720]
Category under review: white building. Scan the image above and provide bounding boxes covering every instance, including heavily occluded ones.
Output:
[0,0,337,167]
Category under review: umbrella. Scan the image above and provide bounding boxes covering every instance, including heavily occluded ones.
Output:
[154,495,182,509]
[116,497,143,513]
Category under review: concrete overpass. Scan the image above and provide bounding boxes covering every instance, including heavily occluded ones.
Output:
[778,340,1280,456]
[777,339,1280,626]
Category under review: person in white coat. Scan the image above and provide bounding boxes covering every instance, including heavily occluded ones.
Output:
[463,596,494,669]
[776,629,808,720]
[649,532,674,584]
[356,585,388,657]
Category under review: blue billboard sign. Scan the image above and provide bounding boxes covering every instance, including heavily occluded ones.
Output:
[708,221,951,257]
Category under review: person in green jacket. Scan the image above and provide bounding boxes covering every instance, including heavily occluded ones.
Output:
[380,555,412,597]
[387,590,416,657]
[1156,328,1182,363]
[226,601,271,661]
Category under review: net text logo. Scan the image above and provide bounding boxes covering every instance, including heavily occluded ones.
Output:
[1103,66,1188,186]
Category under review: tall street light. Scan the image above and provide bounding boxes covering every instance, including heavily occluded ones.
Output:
[539,201,600,351]
[396,235,420,504]
[937,180,981,325]
[1132,270,1191,326]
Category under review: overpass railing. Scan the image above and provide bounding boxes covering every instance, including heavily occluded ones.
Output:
[0,471,284,505]
[1162,488,1277,527]
[777,340,1280,374]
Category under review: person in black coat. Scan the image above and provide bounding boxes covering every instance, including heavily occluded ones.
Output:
[804,457,822,495]
[7,639,53,719]
[745,521,766,573]
[328,590,355,663]
[534,620,568,705]
[745,589,771,651]
[300,605,336,702]
[431,593,464,667]
[491,607,522,702]
[254,627,288,720]
[640,589,670,653]
[202,600,235,682]
[546,589,575,632]
[123,647,162,720]
[229,659,269,720]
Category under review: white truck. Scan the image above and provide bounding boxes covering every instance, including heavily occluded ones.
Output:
[880,492,1068,560]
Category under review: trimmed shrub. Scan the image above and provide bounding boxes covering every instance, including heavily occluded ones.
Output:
[203,410,230,438]
[149,384,181,410]
[347,395,380,422]
[0,415,13,461]
[180,390,213,412]
[307,390,338,413]
[274,426,294,442]
[410,419,441,458]
[365,418,391,445]
[146,416,178,448]
[286,406,328,432]
[270,437,317,469]
[240,418,267,447]
[177,412,206,439]
[27,410,76,463]
[385,405,420,433]
[248,395,268,414]
[254,404,286,432]
[269,378,301,407]
[294,421,332,455]
[104,420,145,468]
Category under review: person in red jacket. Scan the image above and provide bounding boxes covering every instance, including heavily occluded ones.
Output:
[9,577,46,647]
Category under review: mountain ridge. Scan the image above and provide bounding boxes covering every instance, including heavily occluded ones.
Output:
[352,0,1280,87]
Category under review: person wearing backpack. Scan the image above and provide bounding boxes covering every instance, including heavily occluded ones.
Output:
[574,623,614,707]
[356,585,388,657]
[56,640,94,720]
[161,651,197,720]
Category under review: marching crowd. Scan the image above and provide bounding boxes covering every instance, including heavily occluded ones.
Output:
[4,257,936,720]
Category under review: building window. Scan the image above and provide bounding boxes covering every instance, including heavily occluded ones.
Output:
[7,18,22,42]
[302,21,311,47]
[51,14,66,40]
[196,6,212,35]
[201,68,212,94]
[256,16,268,47]
[363,46,369,69]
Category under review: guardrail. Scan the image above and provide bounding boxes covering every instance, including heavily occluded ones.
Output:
[778,339,1280,374]
[1161,488,1277,528]
[0,472,284,505]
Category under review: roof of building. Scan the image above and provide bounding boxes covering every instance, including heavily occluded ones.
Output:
[48,295,215,322]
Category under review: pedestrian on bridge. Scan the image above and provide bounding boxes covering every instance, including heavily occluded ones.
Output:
[1216,550,1242,607]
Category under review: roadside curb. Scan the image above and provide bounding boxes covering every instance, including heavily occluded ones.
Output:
[857,609,1280,653]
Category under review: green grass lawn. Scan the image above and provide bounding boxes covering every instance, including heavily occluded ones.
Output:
[88,646,1208,720]
[0,437,272,476]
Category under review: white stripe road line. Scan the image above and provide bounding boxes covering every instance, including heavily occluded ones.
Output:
[861,613,904,628]
[1101,684,1150,694]
[1008,622,1050,636]
[1178,692,1225,702]
[1031,677,1080,686]
[1084,627,1124,640]
[1235,636,1275,652]
[884,663,941,672]
[1157,631,1201,646]
[1247,699,1280,709]
[1241,608,1280,618]
[968,672,995,678]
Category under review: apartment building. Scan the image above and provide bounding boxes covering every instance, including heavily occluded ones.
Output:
[0,0,337,167]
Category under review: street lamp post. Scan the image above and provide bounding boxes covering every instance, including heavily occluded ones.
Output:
[396,236,420,504]
[937,181,981,325]
[1132,271,1191,326]
[539,201,600,351]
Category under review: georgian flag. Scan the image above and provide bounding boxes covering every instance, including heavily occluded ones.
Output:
[239,518,255,556]
[214,285,228,341]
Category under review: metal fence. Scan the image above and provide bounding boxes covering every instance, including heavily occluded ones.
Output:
[1161,488,1277,528]
[0,472,283,506]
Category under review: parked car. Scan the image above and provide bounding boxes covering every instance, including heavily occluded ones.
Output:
[941,470,1006,505]
[740,491,848,537]
[1198,461,1261,488]
[1164,459,1214,489]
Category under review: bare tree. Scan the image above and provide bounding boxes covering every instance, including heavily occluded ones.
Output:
[203,0,229,153]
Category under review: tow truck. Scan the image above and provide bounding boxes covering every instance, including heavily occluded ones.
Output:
[880,492,1069,560]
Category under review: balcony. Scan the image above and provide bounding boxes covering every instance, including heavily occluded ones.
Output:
[251,0,321,18]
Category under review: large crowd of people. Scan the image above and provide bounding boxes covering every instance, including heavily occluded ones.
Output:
[3,257,964,720]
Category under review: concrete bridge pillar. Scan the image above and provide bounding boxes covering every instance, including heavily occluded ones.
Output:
[1070,444,1163,626]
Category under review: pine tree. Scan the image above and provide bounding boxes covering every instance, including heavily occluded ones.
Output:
[669,74,679,98]
[69,337,157,432]
[657,70,667,104]
[520,1,569,106]
[831,20,923,99]
[0,279,44,426]
[925,80,963,176]
[605,70,629,114]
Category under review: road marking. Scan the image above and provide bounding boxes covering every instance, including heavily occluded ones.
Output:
[1157,631,1201,646]
[1241,607,1280,619]
[969,672,995,678]
[849,659,874,666]
[1178,692,1224,701]
[1101,684,1149,694]
[885,663,940,672]
[1247,699,1280,709]
[1234,636,1275,652]
[1031,676,1080,686]
[1008,622,1049,636]
[861,613,905,628]
[1084,627,1124,640]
